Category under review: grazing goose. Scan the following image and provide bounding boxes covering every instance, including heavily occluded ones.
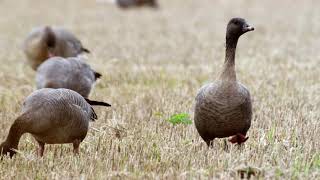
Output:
[98,0,158,8]
[0,88,111,157]
[36,57,101,98]
[23,26,90,70]
[194,18,254,146]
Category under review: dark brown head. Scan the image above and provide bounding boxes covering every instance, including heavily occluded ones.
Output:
[0,141,16,158]
[43,26,56,58]
[226,18,254,40]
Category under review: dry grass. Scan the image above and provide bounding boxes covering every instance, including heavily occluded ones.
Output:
[0,0,319,179]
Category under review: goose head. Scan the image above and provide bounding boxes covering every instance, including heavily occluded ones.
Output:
[226,18,254,39]
[43,26,57,58]
[0,142,16,158]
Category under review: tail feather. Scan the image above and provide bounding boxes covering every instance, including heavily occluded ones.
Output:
[94,71,102,80]
[85,98,111,107]
[90,107,98,121]
[81,47,90,53]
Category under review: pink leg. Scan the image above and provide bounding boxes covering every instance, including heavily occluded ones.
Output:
[228,133,249,145]
[73,140,81,154]
[37,141,45,157]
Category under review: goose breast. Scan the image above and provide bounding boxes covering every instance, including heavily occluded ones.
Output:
[194,81,252,139]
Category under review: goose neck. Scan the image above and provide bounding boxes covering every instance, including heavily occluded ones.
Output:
[220,36,239,81]
[5,119,25,150]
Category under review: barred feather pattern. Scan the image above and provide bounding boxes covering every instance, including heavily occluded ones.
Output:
[36,57,97,98]
[194,81,252,142]
[21,88,96,144]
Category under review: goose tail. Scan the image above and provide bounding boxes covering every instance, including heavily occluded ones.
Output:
[94,71,102,80]
[85,98,111,107]
[81,47,90,53]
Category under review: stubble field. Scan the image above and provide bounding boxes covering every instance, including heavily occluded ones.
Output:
[0,0,319,179]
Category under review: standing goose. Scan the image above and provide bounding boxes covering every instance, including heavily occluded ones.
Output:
[36,57,101,98]
[0,88,111,157]
[23,26,90,70]
[98,0,158,8]
[194,18,254,146]
[118,0,158,8]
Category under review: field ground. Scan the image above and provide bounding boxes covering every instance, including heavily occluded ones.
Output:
[0,0,319,179]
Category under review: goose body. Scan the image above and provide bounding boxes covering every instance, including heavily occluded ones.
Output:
[117,0,158,8]
[36,57,101,98]
[22,88,94,144]
[23,26,90,70]
[98,0,158,8]
[195,81,252,142]
[0,88,111,157]
[194,18,254,146]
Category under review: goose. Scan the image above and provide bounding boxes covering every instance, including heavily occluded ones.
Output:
[194,18,254,146]
[97,0,158,8]
[23,26,90,70]
[36,57,101,98]
[0,88,111,157]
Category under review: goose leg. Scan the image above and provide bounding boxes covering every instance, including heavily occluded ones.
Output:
[223,139,229,151]
[37,141,45,157]
[72,139,81,154]
[228,133,249,145]
[205,139,214,148]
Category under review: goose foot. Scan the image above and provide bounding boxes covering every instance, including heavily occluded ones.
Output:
[228,133,249,145]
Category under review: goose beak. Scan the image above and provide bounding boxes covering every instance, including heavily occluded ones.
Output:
[81,47,90,53]
[243,25,255,32]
